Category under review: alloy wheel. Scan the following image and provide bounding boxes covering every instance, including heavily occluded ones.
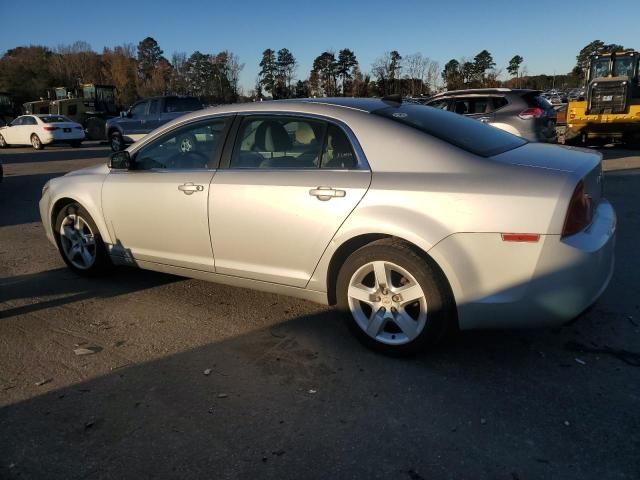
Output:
[347,260,428,345]
[179,137,194,152]
[31,135,41,149]
[59,213,97,270]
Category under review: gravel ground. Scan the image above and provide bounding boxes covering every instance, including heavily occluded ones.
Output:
[1,143,639,480]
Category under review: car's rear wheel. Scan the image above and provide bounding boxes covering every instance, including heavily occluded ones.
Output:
[54,203,111,276]
[336,239,454,354]
[31,134,43,150]
[0,133,7,148]
[110,132,124,152]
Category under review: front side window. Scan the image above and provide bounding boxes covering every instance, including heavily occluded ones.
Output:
[230,117,326,169]
[23,116,37,125]
[130,102,148,118]
[134,118,230,170]
[11,117,23,126]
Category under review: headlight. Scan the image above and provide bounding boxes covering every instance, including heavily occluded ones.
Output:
[42,181,50,196]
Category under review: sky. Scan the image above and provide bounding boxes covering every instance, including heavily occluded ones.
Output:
[1,0,639,92]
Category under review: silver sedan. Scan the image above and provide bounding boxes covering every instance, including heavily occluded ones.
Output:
[39,98,616,354]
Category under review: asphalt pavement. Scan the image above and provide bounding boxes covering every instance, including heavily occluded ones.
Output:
[1,142,639,480]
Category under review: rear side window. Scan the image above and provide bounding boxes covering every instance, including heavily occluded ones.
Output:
[427,99,451,111]
[321,124,357,169]
[165,97,202,113]
[453,98,491,115]
[492,97,508,110]
[373,104,527,157]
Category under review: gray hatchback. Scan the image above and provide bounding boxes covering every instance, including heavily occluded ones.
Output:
[426,88,557,142]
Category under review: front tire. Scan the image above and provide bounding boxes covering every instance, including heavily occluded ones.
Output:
[54,203,111,276]
[0,133,7,148]
[336,239,455,354]
[31,134,43,150]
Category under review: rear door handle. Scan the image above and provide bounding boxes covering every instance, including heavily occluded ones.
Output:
[178,182,204,195]
[309,186,346,201]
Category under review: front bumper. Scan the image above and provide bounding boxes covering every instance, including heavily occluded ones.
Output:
[39,189,56,246]
[429,200,616,329]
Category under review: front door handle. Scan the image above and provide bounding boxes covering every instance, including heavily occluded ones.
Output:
[479,117,491,123]
[309,186,346,201]
[178,182,204,195]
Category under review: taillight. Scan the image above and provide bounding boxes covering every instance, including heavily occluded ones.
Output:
[519,107,544,120]
[43,126,59,131]
[562,181,593,237]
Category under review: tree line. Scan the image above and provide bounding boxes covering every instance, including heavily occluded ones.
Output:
[0,37,243,107]
[0,38,626,109]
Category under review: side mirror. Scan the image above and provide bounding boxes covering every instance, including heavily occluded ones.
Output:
[109,150,131,170]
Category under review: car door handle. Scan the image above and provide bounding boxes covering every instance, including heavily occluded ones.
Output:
[178,183,204,195]
[309,186,346,201]
[479,117,491,123]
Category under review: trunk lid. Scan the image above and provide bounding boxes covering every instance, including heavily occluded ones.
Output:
[491,142,603,205]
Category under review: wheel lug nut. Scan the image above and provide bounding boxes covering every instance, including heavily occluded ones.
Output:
[392,295,400,302]
[374,296,381,302]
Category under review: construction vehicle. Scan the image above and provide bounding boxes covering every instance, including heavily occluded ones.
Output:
[47,84,118,140]
[0,92,19,126]
[565,50,640,144]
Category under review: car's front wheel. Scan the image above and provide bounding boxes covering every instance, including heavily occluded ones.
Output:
[336,239,454,354]
[31,134,43,150]
[54,203,111,276]
[0,133,7,148]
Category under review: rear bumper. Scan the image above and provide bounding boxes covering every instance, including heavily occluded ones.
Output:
[41,132,85,144]
[429,200,616,329]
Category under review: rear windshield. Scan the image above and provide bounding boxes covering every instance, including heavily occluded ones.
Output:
[165,97,202,113]
[373,104,526,157]
[38,115,70,123]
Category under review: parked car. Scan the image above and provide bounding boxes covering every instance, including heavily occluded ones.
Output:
[40,98,615,354]
[106,96,203,151]
[426,88,557,142]
[0,114,85,150]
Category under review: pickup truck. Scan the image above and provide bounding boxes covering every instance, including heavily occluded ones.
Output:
[106,96,203,151]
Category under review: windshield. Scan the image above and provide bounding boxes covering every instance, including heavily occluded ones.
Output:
[374,104,526,157]
[613,56,635,78]
[39,115,71,123]
[590,57,610,79]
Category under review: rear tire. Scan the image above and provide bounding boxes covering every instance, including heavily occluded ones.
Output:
[110,132,124,152]
[31,134,43,150]
[336,238,455,355]
[54,202,111,276]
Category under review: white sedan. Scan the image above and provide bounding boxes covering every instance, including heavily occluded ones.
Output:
[0,115,85,150]
[39,98,616,354]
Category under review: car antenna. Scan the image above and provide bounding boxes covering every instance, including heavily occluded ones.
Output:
[382,93,402,105]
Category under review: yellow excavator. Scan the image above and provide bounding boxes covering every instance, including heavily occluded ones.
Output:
[565,50,640,145]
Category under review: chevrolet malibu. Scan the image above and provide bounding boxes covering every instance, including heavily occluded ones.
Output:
[39,98,616,353]
[0,114,85,149]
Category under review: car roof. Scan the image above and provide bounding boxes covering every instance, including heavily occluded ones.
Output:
[431,88,541,98]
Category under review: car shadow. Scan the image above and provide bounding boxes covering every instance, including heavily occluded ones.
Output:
[0,145,110,164]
